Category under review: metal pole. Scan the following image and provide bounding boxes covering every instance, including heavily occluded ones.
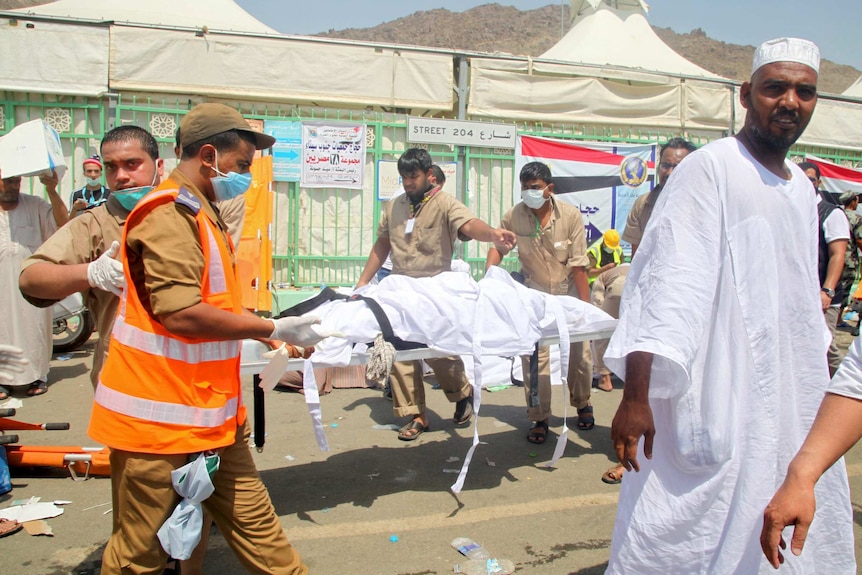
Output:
[456,55,469,260]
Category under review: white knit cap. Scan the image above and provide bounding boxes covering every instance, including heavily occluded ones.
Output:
[752,37,820,74]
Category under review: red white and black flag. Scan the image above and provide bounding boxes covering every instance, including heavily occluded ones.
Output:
[515,135,656,244]
[804,155,862,199]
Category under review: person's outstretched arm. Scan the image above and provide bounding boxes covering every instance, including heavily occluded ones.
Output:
[760,392,862,568]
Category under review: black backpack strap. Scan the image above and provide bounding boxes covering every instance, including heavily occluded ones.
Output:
[348,294,426,351]
[274,287,425,350]
[275,287,346,318]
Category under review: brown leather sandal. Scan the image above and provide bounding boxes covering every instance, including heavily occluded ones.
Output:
[601,465,625,485]
[397,419,429,441]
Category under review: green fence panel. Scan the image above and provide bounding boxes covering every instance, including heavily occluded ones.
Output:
[5,93,862,287]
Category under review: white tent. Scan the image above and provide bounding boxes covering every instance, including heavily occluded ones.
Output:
[7,0,278,33]
[468,0,735,132]
[844,76,862,98]
[0,1,454,109]
[2,0,861,150]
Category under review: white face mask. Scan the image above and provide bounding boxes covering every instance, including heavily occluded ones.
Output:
[521,186,549,209]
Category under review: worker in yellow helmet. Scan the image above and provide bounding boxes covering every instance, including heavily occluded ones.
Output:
[587,229,623,284]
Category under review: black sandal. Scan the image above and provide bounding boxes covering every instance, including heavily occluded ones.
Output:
[577,405,595,430]
[526,421,549,444]
[397,419,429,441]
[26,380,48,397]
[453,392,474,426]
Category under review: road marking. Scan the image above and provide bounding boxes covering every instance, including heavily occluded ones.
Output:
[284,492,619,541]
[285,463,862,542]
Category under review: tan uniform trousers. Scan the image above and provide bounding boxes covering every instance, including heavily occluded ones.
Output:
[521,341,592,422]
[390,356,472,418]
[101,421,306,575]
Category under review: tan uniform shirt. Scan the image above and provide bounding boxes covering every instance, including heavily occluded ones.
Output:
[501,197,588,296]
[621,187,662,246]
[217,195,245,248]
[127,169,234,316]
[21,197,128,386]
[378,190,474,278]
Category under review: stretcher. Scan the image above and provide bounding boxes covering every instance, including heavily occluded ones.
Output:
[0,408,109,481]
[239,325,617,453]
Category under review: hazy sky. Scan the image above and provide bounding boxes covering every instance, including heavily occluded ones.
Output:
[235,0,862,71]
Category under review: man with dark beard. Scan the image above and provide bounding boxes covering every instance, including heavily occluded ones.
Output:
[356,147,516,441]
[603,38,856,573]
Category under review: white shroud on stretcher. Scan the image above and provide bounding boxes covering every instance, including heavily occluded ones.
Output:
[241,266,616,493]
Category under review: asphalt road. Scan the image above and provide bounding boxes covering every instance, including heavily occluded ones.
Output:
[2,331,861,575]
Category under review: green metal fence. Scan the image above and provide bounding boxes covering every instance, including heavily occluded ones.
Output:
[4,91,861,287]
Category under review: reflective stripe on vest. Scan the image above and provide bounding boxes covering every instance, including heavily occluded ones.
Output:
[95,383,238,427]
[111,315,240,364]
[204,223,228,294]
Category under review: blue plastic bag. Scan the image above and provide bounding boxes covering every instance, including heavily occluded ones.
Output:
[0,447,12,495]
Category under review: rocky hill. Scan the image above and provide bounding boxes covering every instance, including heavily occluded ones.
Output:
[318,3,860,95]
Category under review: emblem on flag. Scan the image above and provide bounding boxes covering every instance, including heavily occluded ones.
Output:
[620,155,648,187]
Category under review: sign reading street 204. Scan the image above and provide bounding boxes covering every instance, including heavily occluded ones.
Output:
[407,117,517,149]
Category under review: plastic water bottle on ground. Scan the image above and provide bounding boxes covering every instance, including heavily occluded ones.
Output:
[455,558,516,574]
[451,537,492,560]
[451,537,515,574]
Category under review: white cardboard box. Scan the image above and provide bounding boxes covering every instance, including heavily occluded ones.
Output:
[0,119,67,180]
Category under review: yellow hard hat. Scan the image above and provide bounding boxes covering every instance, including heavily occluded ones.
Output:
[603,229,620,249]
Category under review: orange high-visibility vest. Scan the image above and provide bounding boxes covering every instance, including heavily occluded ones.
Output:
[89,183,246,454]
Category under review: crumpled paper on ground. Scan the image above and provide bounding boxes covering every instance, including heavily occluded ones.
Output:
[0,501,64,523]
[157,453,218,560]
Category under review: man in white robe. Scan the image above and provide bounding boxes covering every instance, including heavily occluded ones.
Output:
[0,170,67,397]
[603,37,856,574]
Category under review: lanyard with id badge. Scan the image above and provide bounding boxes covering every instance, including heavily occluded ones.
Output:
[405,187,439,234]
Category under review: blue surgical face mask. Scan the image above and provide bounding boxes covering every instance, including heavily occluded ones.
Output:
[521,185,549,209]
[210,151,252,201]
[112,170,157,211]
[86,177,102,187]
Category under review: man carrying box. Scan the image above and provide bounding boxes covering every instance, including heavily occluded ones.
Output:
[0,168,68,398]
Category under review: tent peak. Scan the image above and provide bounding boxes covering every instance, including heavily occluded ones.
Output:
[570,0,649,21]
[543,2,724,80]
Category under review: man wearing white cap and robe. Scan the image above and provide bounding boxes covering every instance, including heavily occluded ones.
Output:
[603,37,856,574]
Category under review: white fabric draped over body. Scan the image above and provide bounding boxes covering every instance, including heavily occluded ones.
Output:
[310,267,615,366]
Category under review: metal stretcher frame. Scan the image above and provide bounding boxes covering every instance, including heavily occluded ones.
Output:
[239,324,617,451]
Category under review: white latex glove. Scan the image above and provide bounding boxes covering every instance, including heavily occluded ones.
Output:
[268,315,343,348]
[0,344,28,384]
[87,241,125,296]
